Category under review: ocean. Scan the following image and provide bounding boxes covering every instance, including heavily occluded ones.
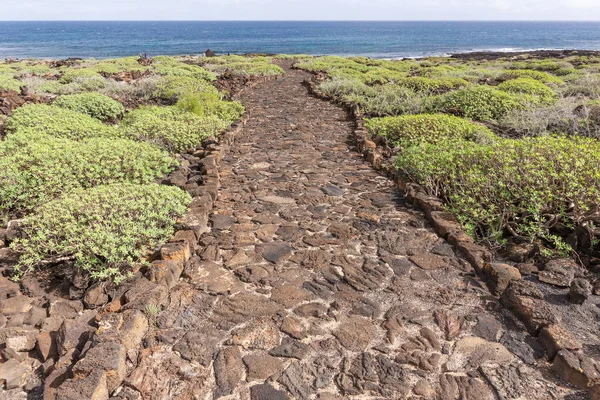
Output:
[1,21,600,60]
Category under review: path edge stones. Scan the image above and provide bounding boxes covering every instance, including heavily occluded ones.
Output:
[303,73,600,395]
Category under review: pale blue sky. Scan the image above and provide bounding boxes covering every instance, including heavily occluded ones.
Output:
[1,0,600,21]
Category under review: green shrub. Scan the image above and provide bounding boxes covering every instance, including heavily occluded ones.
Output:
[319,77,370,98]
[499,69,564,84]
[152,57,216,81]
[121,106,230,152]
[176,91,244,122]
[153,75,219,100]
[12,62,55,77]
[54,93,126,121]
[92,57,148,75]
[499,101,600,139]
[60,68,103,83]
[12,183,191,281]
[295,56,370,73]
[362,68,407,85]
[396,136,600,245]
[24,79,83,95]
[202,61,284,77]
[397,76,471,94]
[0,132,176,214]
[365,114,496,148]
[346,84,427,116]
[59,68,106,90]
[6,104,122,141]
[0,65,17,76]
[427,86,529,121]
[0,75,22,92]
[561,73,600,99]
[497,78,557,105]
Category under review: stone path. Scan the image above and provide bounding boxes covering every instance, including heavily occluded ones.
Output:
[114,64,580,399]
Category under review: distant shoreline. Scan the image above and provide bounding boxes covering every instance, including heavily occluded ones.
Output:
[6,49,600,63]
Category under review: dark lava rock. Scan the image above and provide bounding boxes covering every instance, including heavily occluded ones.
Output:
[256,242,293,264]
[539,259,576,287]
[569,278,591,305]
[210,214,237,230]
[214,346,244,399]
[250,384,290,400]
[269,337,311,359]
[472,314,502,342]
[172,326,222,366]
[321,183,344,197]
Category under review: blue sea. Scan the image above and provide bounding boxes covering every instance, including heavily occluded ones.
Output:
[1,21,600,59]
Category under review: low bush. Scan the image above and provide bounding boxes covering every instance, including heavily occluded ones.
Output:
[0,75,23,92]
[397,76,471,94]
[12,183,191,281]
[295,56,370,73]
[561,73,600,99]
[6,104,121,140]
[319,77,370,98]
[346,84,427,116]
[100,76,160,99]
[499,97,600,138]
[54,93,126,121]
[365,114,496,148]
[202,61,284,77]
[176,91,244,122]
[396,136,600,247]
[19,78,83,95]
[121,106,230,152]
[427,86,529,121]
[0,132,176,214]
[152,56,216,81]
[92,57,148,75]
[362,68,407,85]
[12,62,55,77]
[59,68,106,90]
[497,78,557,105]
[153,75,219,100]
[499,69,564,84]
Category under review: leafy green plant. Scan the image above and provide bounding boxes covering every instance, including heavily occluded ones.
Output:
[347,84,427,116]
[152,56,216,81]
[0,75,23,92]
[59,68,106,90]
[92,57,149,75]
[0,132,176,214]
[153,75,219,100]
[54,93,126,121]
[202,61,284,77]
[396,76,471,94]
[6,104,122,140]
[365,114,496,148]
[497,78,557,105]
[19,78,83,95]
[427,85,529,121]
[121,106,230,152]
[176,90,244,122]
[499,69,564,84]
[12,183,191,282]
[396,135,600,245]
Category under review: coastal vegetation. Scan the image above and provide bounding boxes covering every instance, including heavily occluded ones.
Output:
[297,53,600,256]
[0,54,274,281]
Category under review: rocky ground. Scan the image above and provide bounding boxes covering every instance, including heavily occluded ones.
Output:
[0,61,595,399]
[112,63,583,398]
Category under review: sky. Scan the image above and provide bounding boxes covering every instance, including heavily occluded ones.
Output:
[1,0,600,21]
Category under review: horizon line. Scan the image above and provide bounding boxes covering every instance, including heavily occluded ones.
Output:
[2,19,600,22]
